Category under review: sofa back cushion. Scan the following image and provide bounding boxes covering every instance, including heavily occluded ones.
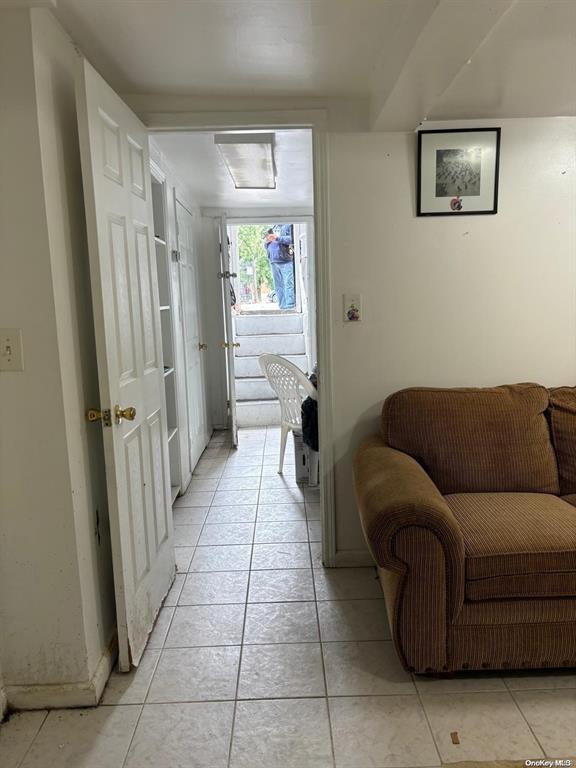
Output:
[548,387,576,494]
[381,383,559,494]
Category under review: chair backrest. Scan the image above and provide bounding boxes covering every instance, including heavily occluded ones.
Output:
[259,354,317,430]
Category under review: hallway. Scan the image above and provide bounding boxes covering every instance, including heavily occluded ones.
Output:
[3,429,574,767]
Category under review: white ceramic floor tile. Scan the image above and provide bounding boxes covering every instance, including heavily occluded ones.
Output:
[179,571,249,605]
[256,503,306,521]
[254,520,309,543]
[304,487,320,502]
[310,542,323,568]
[251,542,311,570]
[202,447,231,459]
[244,602,319,644]
[504,670,576,690]
[313,568,382,601]
[222,465,263,478]
[414,672,506,694]
[513,689,576,757]
[205,505,257,524]
[259,488,305,505]
[306,502,321,520]
[318,600,391,641]
[163,574,186,606]
[323,641,415,696]
[260,475,300,489]
[307,520,321,542]
[0,711,47,768]
[212,489,260,506]
[174,524,202,547]
[217,476,261,491]
[20,706,141,768]
[238,643,325,699]
[147,607,175,649]
[173,507,209,525]
[198,522,254,546]
[174,547,194,573]
[230,698,333,768]
[174,491,214,508]
[165,604,245,647]
[422,691,544,762]
[261,463,296,476]
[193,460,226,478]
[186,477,220,492]
[124,702,234,768]
[329,695,439,768]
[248,569,315,603]
[101,650,160,705]
[147,646,240,702]
[189,544,252,572]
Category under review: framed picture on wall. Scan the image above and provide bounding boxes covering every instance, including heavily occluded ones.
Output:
[417,128,501,216]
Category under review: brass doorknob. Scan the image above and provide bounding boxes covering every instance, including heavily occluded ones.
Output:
[220,342,229,349]
[198,343,208,351]
[232,342,241,348]
[114,404,136,424]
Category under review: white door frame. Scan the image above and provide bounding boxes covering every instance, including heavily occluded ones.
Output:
[143,113,336,567]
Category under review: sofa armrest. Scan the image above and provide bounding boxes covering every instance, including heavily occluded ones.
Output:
[353,435,465,618]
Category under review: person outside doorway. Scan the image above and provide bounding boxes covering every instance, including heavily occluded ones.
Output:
[264,226,295,310]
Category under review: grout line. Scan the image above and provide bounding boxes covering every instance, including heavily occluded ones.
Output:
[413,681,444,767]
[14,710,49,768]
[508,688,548,757]
[225,435,262,768]
[308,523,337,767]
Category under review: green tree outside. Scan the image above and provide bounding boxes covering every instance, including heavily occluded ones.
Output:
[237,224,273,303]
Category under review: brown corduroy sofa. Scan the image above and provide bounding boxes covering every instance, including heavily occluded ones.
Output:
[353,383,576,674]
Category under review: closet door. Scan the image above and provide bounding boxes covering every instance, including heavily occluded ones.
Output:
[77,58,174,671]
[176,200,209,469]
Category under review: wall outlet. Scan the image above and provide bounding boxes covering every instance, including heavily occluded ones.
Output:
[343,294,362,323]
[0,329,24,371]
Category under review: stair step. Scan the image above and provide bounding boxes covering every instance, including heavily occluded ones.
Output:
[235,333,305,357]
[234,354,308,379]
[235,313,303,336]
[237,399,281,427]
[236,378,277,401]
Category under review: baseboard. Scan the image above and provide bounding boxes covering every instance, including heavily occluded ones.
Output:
[6,634,117,711]
[334,549,376,567]
[0,686,7,721]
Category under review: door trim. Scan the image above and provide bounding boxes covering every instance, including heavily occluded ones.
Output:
[140,115,336,567]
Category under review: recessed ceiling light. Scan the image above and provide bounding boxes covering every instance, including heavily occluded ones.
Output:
[214,133,276,190]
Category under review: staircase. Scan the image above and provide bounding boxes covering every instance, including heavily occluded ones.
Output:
[234,312,308,427]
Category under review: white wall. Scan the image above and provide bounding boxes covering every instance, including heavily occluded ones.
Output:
[31,7,116,685]
[328,118,576,554]
[0,8,115,707]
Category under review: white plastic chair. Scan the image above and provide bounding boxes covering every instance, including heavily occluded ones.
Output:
[259,354,318,479]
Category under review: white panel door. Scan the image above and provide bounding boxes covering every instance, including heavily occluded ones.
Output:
[176,200,209,469]
[76,59,174,671]
[219,216,238,446]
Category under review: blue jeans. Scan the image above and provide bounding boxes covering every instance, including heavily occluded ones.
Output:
[271,261,295,309]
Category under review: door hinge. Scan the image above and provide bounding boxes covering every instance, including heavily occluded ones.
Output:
[171,249,181,262]
[217,271,237,279]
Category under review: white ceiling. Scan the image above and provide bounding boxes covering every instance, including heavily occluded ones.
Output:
[53,0,576,130]
[152,129,314,209]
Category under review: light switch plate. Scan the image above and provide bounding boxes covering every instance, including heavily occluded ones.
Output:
[0,329,24,371]
[343,294,362,323]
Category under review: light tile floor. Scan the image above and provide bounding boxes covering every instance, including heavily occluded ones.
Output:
[2,427,576,767]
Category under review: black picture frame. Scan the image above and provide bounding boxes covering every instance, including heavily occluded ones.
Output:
[417,127,501,216]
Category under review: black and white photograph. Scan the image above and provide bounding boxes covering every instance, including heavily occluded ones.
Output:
[435,147,482,197]
[417,128,501,216]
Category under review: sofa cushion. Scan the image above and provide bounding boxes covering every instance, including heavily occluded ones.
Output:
[445,493,576,600]
[381,384,559,494]
[548,387,576,495]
